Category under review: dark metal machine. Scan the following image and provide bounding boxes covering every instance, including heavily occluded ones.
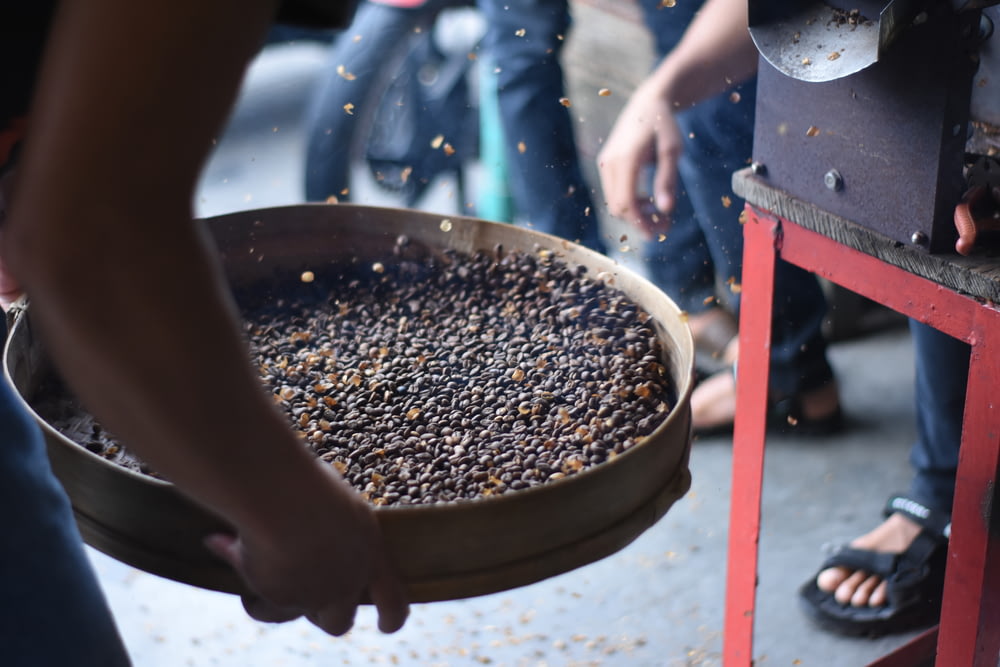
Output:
[748,1,1000,254]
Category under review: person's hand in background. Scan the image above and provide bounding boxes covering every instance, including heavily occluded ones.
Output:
[597,77,683,240]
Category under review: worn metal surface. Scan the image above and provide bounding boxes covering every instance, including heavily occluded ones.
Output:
[3,203,695,604]
[748,0,923,83]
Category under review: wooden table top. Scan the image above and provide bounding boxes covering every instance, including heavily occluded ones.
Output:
[732,167,1000,305]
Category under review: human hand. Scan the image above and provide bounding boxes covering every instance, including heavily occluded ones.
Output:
[205,462,409,636]
[597,79,683,240]
[954,184,1000,256]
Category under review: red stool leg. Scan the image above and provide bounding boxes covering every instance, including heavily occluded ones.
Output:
[936,307,1000,666]
[726,210,1000,664]
[724,207,778,665]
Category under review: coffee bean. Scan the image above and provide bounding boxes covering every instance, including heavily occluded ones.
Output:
[43,245,676,506]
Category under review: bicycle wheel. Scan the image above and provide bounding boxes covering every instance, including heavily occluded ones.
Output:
[302,0,480,209]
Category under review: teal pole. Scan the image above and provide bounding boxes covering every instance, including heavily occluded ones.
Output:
[475,55,515,223]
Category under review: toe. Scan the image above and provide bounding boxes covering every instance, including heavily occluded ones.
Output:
[867,579,890,608]
[816,565,849,593]
[834,570,869,605]
[850,574,882,608]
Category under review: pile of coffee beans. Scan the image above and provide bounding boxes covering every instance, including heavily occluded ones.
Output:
[39,237,676,506]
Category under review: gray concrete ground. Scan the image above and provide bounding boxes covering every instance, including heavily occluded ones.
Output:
[87,42,930,666]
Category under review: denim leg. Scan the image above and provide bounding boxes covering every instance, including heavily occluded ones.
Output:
[0,365,130,666]
[907,320,965,514]
[477,0,606,254]
[765,262,834,396]
[668,82,833,401]
[303,1,418,202]
[670,91,753,315]
[641,177,717,313]
[637,0,700,53]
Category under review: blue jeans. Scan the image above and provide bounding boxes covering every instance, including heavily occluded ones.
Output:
[477,0,607,254]
[478,0,832,395]
[0,320,130,666]
[637,0,833,396]
[303,1,417,204]
[908,320,964,514]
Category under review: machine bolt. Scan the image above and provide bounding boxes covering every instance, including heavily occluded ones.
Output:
[823,169,843,192]
[911,231,928,245]
[750,161,767,176]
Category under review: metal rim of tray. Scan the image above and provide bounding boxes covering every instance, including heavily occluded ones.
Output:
[3,203,694,602]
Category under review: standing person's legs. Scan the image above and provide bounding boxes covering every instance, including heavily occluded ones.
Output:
[684,78,836,402]
[636,0,699,58]
[670,93,750,314]
[303,1,417,203]
[639,0,836,412]
[641,174,717,314]
[637,0,742,359]
[478,0,606,253]
[641,99,748,370]
[798,320,962,635]
[637,0,716,309]
[0,318,131,667]
[907,320,964,513]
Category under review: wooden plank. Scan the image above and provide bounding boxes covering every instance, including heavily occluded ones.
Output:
[732,168,1000,304]
[564,0,653,164]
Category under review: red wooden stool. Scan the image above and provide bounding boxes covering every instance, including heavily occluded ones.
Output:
[723,168,1000,666]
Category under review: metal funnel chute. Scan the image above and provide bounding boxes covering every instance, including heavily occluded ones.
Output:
[748,0,925,82]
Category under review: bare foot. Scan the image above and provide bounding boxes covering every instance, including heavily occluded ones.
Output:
[816,513,923,607]
[690,337,841,432]
[691,336,739,431]
[687,307,737,362]
[691,368,739,431]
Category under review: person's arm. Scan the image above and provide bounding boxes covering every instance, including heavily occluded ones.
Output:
[597,0,758,235]
[3,0,407,634]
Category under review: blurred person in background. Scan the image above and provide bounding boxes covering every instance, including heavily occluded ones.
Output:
[599,0,841,437]
[478,0,840,435]
[598,0,958,636]
[475,0,607,254]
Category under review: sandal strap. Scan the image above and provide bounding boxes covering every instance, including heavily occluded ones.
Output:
[820,546,898,577]
[888,530,949,609]
[819,530,947,594]
[884,495,951,541]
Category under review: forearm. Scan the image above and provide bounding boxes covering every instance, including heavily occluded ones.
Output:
[648,0,758,110]
[3,0,336,542]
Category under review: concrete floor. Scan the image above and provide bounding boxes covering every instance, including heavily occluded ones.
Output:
[87,42,932,666]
